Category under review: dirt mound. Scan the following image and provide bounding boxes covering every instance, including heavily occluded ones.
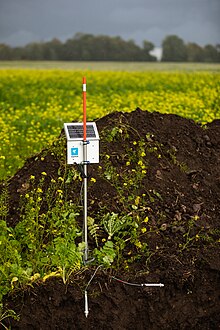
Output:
[3,108,220,329]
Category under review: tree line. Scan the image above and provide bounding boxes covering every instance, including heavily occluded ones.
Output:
[0,33,219,62]
[162,35,219,62]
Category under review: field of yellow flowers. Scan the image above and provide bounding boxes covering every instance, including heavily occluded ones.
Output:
[0,67,219,180]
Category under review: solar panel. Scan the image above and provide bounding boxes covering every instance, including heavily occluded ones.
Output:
[67,124,96,139]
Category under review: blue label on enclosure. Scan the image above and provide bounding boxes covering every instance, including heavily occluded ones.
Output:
[71,147,79,157]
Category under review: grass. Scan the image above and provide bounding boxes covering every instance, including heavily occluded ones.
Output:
[0,61,220,72]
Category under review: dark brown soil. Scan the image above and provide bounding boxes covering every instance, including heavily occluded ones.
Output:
[2,108,220,330]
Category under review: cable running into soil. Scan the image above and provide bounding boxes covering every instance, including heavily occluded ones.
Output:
[111,276,164,287]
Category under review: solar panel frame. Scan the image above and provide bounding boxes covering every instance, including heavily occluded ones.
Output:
[64,122,99,141]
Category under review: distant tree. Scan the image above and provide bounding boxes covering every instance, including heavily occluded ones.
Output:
[142,41,156,61]
[203,44,219,62]
[94,35,112,60]
[142,41,154,53]
[216,44,220,62]
[43,38,62,60]
[0,44,12,60]
[62,37,79,60]
[62,33,92,60]
[12,47,25,60]
[23,42,45,60]
[80,34,98,60]
[161,35,187,62]
[186,42,204,62]
[109,36,127,60]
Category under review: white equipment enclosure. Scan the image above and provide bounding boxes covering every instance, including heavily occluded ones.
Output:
[64,122,99,164]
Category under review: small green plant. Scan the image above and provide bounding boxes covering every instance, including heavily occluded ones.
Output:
[105,126,124,142]
[0,187,9,220]
[93,241,116,267]
[102,119,136,143]
[89,210,152,270]
[179,215,200,251]
[0,303,19,330]
[49,135,67,165]
[49,237,83,284]
[88,216,100,247]
[101,212,129,240]
[166,147,188,172]
[0,219,27,300]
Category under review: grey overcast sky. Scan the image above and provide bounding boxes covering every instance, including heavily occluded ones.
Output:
[0,0,219,48]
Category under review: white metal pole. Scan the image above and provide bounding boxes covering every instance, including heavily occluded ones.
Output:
[83,141,88,263]
[84,290,89,318]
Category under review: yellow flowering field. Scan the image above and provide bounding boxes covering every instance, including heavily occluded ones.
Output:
[0,68,219,180]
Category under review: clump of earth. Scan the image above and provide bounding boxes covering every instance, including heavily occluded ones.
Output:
[3,108,220,329]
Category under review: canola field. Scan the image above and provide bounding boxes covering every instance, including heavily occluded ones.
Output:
[0,67,219,180]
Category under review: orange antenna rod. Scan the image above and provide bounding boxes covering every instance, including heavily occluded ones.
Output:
[83,76,87,141]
